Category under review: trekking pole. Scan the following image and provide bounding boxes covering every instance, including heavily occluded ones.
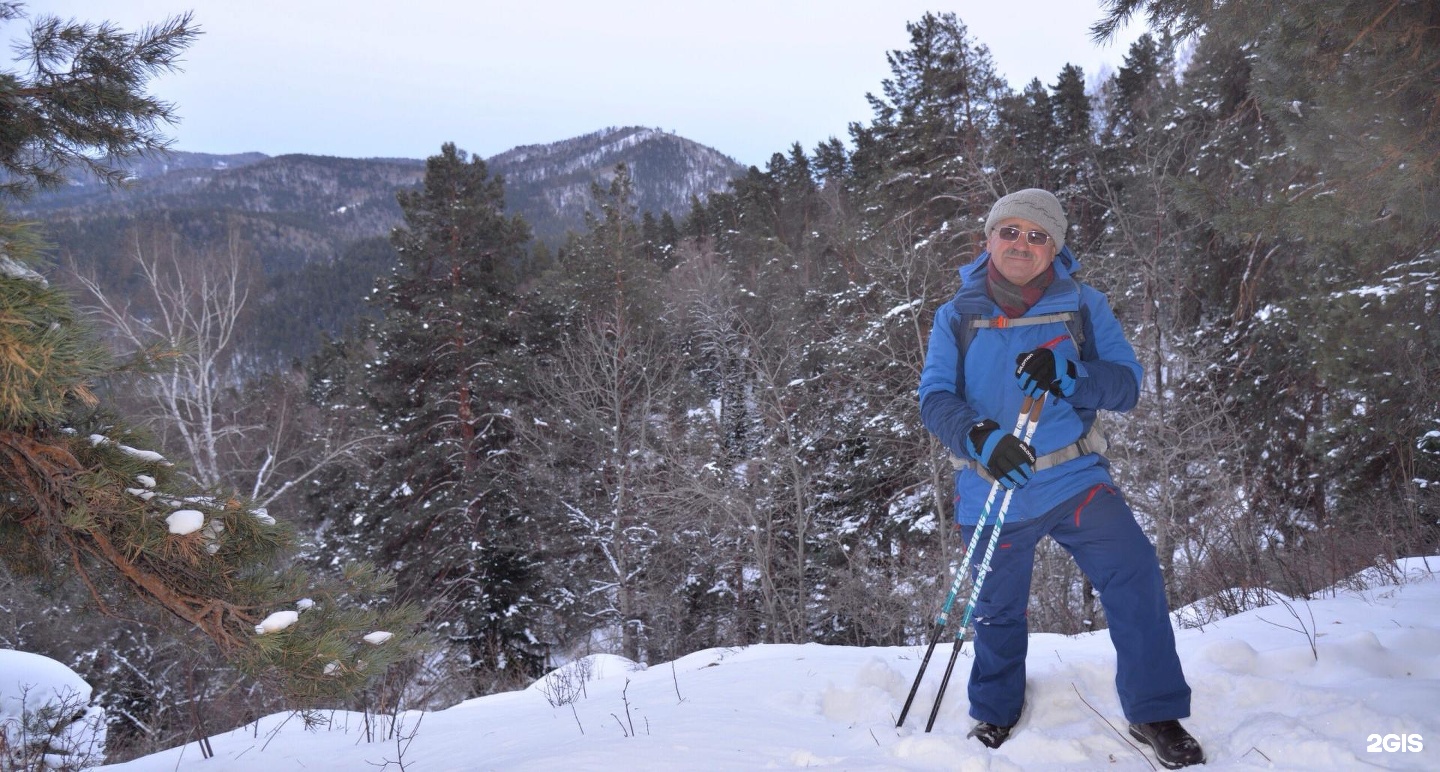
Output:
[924,394,1045,732]
[896,394,1039,728]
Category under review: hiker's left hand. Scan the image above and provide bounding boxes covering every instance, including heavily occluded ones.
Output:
[1015,348,1077,399]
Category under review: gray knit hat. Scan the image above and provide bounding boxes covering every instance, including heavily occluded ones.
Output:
[984,188,1067,250]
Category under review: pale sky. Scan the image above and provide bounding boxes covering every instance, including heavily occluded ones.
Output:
[22,1,1144,167]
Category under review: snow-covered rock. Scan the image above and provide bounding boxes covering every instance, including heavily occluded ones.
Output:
[527,652,640,696]
[0,650,107,769]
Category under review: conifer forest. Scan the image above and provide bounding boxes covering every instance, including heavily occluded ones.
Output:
[1,1,1437,762]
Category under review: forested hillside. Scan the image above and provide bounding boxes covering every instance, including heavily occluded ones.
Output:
[18,128,740,367]
[2,2,1436,766]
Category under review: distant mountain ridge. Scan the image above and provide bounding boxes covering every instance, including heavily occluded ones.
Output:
[16,127,746,366]
[20,126,743,247]
[489,127,744,240]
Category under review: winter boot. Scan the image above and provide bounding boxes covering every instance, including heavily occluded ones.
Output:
[1128,720,1205,769]
[967,720,1013,749]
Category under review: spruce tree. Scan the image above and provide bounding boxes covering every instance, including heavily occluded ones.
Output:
[0,6,419,706]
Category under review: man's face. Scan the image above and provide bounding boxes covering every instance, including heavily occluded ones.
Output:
[987,216,1059,285]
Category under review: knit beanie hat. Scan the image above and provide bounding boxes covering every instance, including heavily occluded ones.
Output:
[984,188,1067,250]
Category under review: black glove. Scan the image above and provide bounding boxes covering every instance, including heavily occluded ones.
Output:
[1015,347,1078,399]
[965,419,1037,490]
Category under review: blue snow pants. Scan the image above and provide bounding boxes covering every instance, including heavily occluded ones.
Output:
[959,484,1191,727]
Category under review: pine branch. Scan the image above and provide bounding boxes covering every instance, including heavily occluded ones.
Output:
[0,9,200,199]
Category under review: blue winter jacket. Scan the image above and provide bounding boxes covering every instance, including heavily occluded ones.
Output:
[918,246,1143,525]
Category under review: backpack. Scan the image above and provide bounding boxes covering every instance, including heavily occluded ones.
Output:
[948,304,1108,479]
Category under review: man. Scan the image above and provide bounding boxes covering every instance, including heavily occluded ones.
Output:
[917,189,1204,769]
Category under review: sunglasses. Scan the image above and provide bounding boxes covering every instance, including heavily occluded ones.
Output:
[995,225,1052,246]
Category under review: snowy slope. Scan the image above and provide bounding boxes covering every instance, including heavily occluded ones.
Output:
[102,558,1440,771]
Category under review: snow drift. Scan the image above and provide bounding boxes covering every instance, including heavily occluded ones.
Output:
[102,557,1439,771]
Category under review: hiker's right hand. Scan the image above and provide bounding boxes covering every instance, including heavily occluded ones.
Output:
[966,419,1037,490]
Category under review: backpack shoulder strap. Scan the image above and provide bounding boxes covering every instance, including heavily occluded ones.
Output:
[956,312,982,360]
[1066,308,1093,361]
[960,309,1091,358]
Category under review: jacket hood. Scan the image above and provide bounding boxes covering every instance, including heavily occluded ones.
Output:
[959,244,1081,286]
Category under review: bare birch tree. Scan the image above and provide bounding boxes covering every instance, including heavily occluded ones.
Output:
[533,311,677,662]
[77,226,379,508]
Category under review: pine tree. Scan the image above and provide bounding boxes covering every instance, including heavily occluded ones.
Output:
[714,149,830,303]
[1099,33,1176,142]
[544,164,664,328]
[854,12,1010,246]
[1103,0,1440,563]
[682,194,711,242]
[1087,33,1182,301]
[1172,28,1437,549]
[325,143,547,694]
[812,137,850,188]
[0,4,193,198]
[657,211,680,259]
[1050,64,1100,249]
[993,77,1058,191]
[0,6,419,706]
[1099,0,1440,241]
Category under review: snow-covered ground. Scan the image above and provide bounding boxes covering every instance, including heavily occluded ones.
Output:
[100,557,1440,771]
